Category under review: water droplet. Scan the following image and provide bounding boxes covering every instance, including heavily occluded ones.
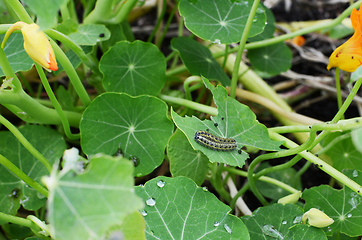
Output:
[214,221,220,227]
[256,8,265,14]
[265,22,268,25]
[293,215,302,224]
[262,224,284,239]
[347,213,352,218]
[203,186,208,191]
[348,197,357,209]
[327,226,332,232]
[353,170,358,177]
[138,184,144,187]
[141,210,147,216]
[224,224,232,234]
[146,198,156,206]
[157,180,165,188]
[150,230,154,235]
[253,19,257,23]
[136,173,143,177]
[213,39,221,44]
[282,220,287,225]
[129,156,140,167]
[9,188,20,198]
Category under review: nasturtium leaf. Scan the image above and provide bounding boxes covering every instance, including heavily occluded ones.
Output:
[171,37,230,86]
[0,125,66,216]
[45,154,144,240]
[1,222,33,239]
[80,92,174,176]
[0,1,16,24]
[248,3,275,42]
[67,24,110,45]
[329,24,354,40]
[323,132,362,172]
[351,127,362,155]
[241,203,304,240]
[100,24,128,53]
[117,211,146,240]
[329,232,358,240]
[56,85,75,111]
[54,47,82,75]
[255,163,302,200]
[302,170,362,237]
[55,19,78,35]
[135,176,249,239]
[168,129,209,185]
[172,77,282,167]
[247,42,292,76]
[0,34,33,77]
[178,0,266,44]
[100,41,166,96]
[22,0,67,30]
[284,224,327,240]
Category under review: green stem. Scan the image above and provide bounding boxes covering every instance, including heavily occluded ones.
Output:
[35,64,80,140]
[49,40,91,107]
[183,76,202,101]
[295,161,312,179]
[213,164,231,202]
[0,46,22,91]
[230,0,260,99]
[5,0,33,23]
[0,154,49,198]
[335,68,343,119]
[0,212,39,230]
[157,1,178,48]
[0,114,52,172]
[159,94,217,115]
[147,0,167,43]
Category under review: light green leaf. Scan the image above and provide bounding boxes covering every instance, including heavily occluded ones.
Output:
[117,211,146,240]
[22,0,67,29]
[351,127,362,154]
[135,176,249,239]
[100,41,166,96]
[171,77,282,167]
[241,204,309,240]
[80,92,174,176]
[285,225,327,240]
[171,37,230,86]
[302,170,362,237]
[247,42,292,76]
[0,125,66,215]
[179,0,266,44]
[68,24,110,45]
[46,155,144,240]
[168,129,209,185]
[0,34,33,77]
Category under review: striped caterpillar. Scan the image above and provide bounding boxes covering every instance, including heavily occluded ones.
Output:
[194,130,237,151]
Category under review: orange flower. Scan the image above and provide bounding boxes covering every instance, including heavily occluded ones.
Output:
[1,22,58,72]
[327,4,362,72]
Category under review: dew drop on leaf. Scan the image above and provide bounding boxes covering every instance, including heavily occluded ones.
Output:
[202,186,208,192]
[141,210,147,216]
[224,224,232,234]
[293,215,302,224]
[214,221,220,227]
[129,156,140,167]
[353,170,358,177]
[347,213,352,218]
[213,39,221,44]
[156,180,165,188]
[146,197,156,206]
[327,227,332,232]
[282,220,287,225]
[262,224,284,239]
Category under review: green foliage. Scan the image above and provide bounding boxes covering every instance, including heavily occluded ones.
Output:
[135,176,249,239]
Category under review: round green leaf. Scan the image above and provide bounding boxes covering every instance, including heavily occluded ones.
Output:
[284,225,327,240]
[100,40,166,96]
[135,176,249,239]
[45,155,144,240]
[168,129,209,185]
[179,0,266,44]
[68,24,110,45]
[241,204,305,240]
[302,170,362,237]
[248,42,292,76]
[0,125,66,215]
[80,92,174,176]
[0,34,33,77]
[171,37,230,86]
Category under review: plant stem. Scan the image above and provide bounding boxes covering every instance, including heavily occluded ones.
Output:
[230,0,260,99]
[0,212,38,230]
[0,154,49,198]
[0,114,52,172]
[335,68,344,119]
[5,0,33,23]
[0,47,22,91]
[35,64,80,140]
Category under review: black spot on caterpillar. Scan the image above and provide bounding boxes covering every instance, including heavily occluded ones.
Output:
[194,131,237,151]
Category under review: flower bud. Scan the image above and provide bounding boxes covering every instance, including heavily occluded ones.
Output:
[302,208,334,228]
[1,21,58,71]
[277,191,302,205]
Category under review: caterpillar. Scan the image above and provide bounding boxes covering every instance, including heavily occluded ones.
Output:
[194,130,237,151]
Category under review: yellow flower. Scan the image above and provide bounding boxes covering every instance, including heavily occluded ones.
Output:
[302,208,334,228]
[277,191,302,205]
[327,4,362,72]
[1,21,58,71]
